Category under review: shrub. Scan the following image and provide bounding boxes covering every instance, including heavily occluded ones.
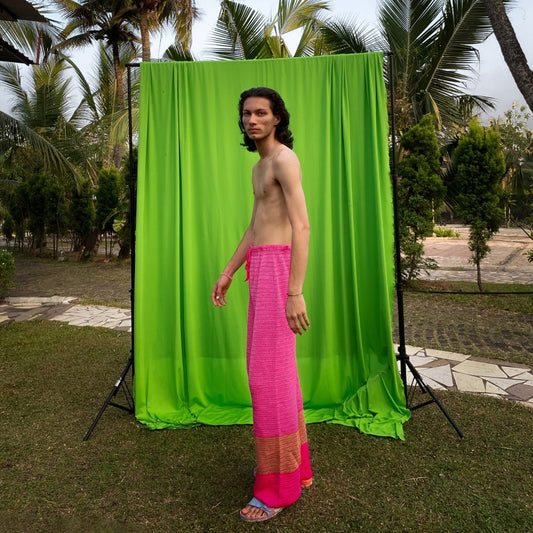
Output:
[0,250,15,299]
[398,115,445,281]
[433,227,460,238]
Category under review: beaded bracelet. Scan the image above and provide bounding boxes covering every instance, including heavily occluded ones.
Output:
[221,272,233,281]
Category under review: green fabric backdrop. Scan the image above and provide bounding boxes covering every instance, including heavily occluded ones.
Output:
[134,53,411,439]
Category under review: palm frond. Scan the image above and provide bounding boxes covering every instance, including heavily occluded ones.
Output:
[275,0,330,35]
[0,64,30,119]
[158,0,199,51]
[207,0,269,60]
[61,54,100,126]
[318,16,382,55]
[0,111,80,184]
[413,0,514,125]
[109,107,139,148]
[378,0,443,86]
[292,20,322,57]
[0,19,57,63]
[163,42,196,61]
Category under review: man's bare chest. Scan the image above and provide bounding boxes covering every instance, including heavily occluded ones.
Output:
[252,165,280,199]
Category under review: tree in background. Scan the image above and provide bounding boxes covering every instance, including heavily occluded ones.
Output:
[374,0,509,132]
[489,103,533,224]
[0,249,15,300]
[1,212,15,248]
[132,0,198,61]
[209,0,509,134]
[113,147,137,259]
[69,180,96,254]
[397,114,446,281]
[450,119,506,291]
[96,166,120,257]
[25,172,67,257]
[54,0,139,167]
[0,57,82,183]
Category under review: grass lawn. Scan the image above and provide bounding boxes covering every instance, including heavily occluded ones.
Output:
[1,320,532,532]
[2,255,532,531]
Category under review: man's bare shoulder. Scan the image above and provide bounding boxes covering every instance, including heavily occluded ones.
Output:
[273,145,300,170]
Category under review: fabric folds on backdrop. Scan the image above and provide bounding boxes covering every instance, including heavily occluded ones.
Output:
[134,53,411,439]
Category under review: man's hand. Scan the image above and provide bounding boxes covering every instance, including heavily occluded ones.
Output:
[286,294,310,335]
[211,275,232,307]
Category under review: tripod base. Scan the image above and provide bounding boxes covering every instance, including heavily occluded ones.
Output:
[400,355,464,438]
[84,355,134,441]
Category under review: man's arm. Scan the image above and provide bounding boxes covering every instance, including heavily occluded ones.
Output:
[275,149,311,335]
[211,202,257,307]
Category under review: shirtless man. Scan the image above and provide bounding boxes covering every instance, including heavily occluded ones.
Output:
[211,87,313,522]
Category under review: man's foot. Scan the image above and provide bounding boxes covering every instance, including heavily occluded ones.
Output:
[240,497,284,523]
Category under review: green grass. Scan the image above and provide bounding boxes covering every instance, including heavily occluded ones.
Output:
[407,281,533,313]
[1,321,532,532]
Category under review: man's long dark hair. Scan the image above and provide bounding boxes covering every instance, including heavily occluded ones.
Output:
[238,87,294,152]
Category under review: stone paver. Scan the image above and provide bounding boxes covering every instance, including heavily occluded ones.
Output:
[2,295,532,407]
[397,345,533,407]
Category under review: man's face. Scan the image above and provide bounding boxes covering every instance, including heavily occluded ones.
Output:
[242,97,280,143]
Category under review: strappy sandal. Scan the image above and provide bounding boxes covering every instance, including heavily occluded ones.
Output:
[240,497,284,522]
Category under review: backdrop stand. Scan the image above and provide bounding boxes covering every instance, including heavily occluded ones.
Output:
[85,55,463,440]
[387,52,463,438]
[83,63,139,441]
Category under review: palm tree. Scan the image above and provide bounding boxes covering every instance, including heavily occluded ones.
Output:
[131,0,198,62]
[64,41,139,174]
[53,0,139,166]
[377,0,515,131]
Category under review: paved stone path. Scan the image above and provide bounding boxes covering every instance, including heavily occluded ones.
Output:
[420,226,532,284]
[1,295,531,408]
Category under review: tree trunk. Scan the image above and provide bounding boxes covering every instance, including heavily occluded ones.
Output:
[484,0,533,112]
[474,247,484,292]
[112,41,125,167]
[81,228,101,260]
[140,11,151,62]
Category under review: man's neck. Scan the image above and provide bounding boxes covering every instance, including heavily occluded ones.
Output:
[256,137,282,160]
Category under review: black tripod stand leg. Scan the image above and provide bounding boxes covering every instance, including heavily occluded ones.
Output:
[404,358,464,438]
[83,356,134,441]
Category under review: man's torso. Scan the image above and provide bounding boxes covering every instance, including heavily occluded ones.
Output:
[251,145,293,246]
